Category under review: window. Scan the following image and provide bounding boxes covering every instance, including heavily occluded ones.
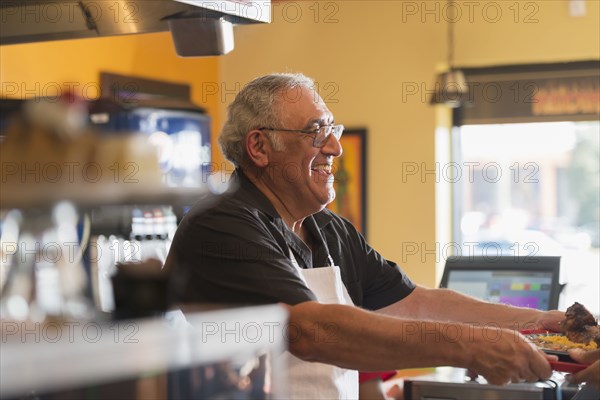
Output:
[453,120,600,315]
[447,62,600,316]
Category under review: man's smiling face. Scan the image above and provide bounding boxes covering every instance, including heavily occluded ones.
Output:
[266,86,343,215]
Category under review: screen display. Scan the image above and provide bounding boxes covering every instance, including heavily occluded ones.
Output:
[445,270,554,310]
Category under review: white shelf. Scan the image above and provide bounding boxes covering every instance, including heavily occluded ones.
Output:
[0,304,288,398]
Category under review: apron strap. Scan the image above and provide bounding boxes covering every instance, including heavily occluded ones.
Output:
[289,248,301,269]
[327,253,335,267]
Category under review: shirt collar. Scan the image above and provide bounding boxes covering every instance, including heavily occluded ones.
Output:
[233,168,335,267]
[232,168,281,220]
[312,208,334,229]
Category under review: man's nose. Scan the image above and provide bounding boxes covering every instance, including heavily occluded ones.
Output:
[321,134,343,158]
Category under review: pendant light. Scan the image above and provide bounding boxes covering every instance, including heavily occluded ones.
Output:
[430,0,467,107]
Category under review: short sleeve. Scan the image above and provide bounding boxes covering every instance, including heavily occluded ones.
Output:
[320,212,416,310]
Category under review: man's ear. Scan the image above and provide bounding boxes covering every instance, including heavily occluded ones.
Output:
[245,130,270,167]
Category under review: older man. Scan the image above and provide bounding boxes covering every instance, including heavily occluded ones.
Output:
[166,73,562,399]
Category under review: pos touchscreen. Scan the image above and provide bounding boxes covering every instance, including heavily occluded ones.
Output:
[439,256,561,311]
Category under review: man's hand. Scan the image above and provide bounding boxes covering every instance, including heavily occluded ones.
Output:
[465,327,553,385]
[528,310,564,332]
[567,349,600,389]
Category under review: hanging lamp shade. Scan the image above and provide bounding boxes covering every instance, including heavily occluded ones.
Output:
[430,68,468,107]
[430,0,467,107]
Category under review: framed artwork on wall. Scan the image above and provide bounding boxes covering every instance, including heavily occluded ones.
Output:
[327,128,367,237]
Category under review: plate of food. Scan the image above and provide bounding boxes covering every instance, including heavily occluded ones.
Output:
[522,302,599,373]
[522,330,596,373]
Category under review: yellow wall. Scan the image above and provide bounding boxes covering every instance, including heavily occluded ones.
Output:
[219,0,599,286]
[1,1,599,287]
[456,0,600,66]
[0,32,223,165]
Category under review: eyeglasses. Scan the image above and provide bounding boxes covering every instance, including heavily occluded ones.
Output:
[258,124,344,148]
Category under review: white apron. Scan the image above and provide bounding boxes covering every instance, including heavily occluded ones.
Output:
[284,250,359,399]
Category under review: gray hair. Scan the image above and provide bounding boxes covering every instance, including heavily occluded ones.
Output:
[218,73,316,167]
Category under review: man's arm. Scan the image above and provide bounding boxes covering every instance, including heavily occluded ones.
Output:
[375,285,563,332]
[286,301,554,386]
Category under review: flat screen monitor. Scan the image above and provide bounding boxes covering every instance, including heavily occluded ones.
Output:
[439,256,561,311]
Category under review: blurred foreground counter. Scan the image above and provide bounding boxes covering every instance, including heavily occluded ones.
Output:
[0,304,288,400]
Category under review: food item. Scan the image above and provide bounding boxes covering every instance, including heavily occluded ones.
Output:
[560,302,600,346]
[530,334,598,352]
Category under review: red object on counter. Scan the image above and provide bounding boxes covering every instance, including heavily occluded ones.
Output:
[359,371,397,383]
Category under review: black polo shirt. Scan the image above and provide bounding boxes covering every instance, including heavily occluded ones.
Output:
[167,169,415,310]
